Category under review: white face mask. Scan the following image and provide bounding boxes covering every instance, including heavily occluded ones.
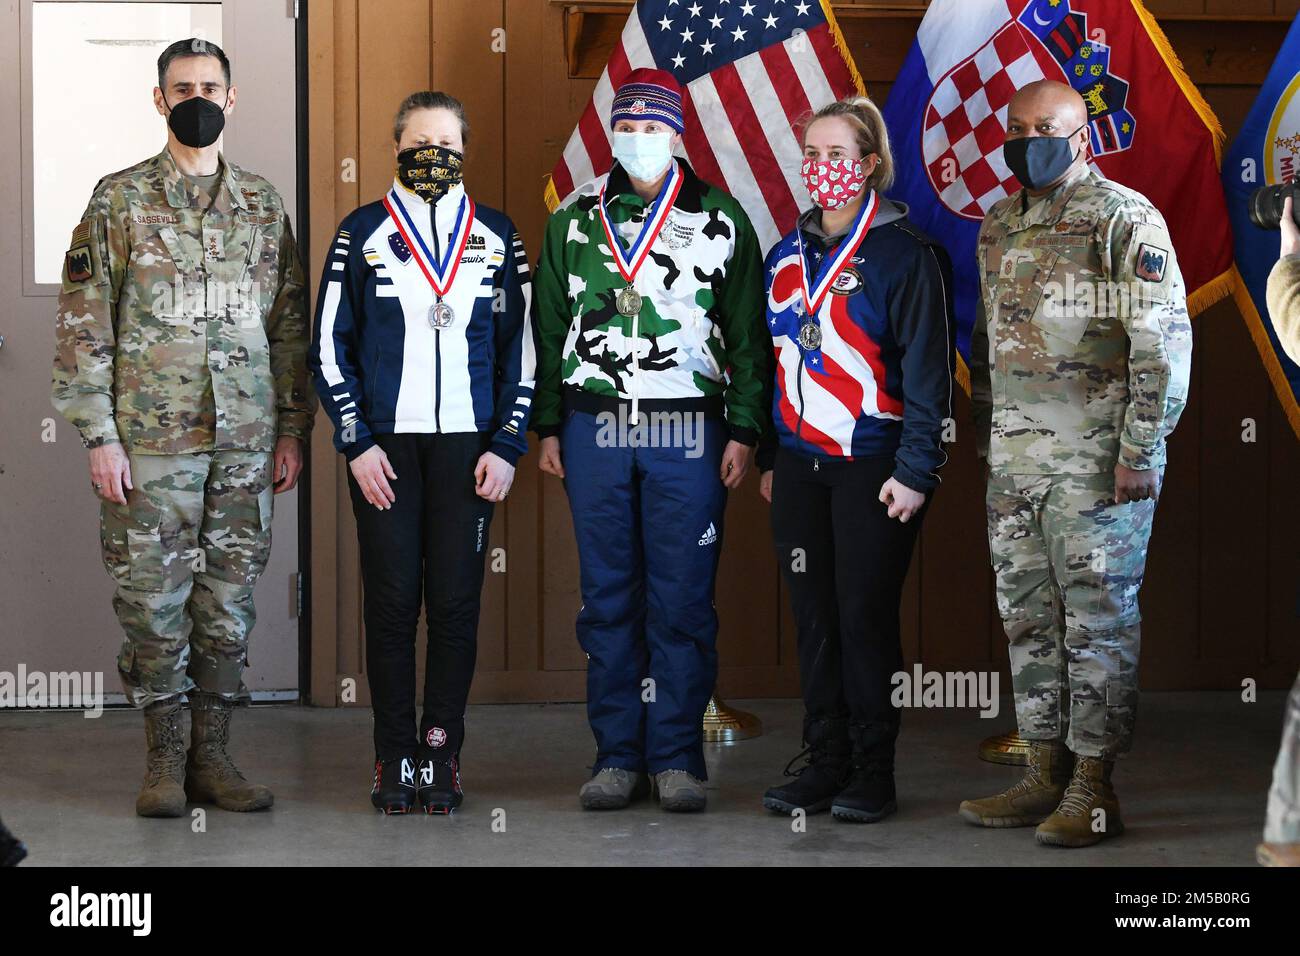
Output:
[612,130,675,182]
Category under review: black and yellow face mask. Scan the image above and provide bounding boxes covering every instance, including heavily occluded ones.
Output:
[397,144,464,203]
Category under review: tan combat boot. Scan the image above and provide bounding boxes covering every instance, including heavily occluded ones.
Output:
[137,698,188,818]
[1035,755,1123,847]
[958,739,1072,827]
[185,693,274,812]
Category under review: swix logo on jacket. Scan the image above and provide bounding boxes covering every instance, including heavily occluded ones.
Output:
[309,181,536,463]
[763,201,956,493]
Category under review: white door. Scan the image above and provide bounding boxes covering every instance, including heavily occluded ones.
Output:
[1,0,303,704]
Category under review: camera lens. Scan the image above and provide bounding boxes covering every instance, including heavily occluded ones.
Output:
[1248,182,1298,230]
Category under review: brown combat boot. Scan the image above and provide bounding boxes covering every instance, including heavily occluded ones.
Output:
[185,693,274,812]
[137,698,188,818]
[1035,755,1123,847]
[1257,843,1300,867]
[958,739,1072,828]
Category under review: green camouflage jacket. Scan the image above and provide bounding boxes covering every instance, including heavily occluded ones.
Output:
[531,160,768,443]
[970,165,1192,474]
[52,147,315,454]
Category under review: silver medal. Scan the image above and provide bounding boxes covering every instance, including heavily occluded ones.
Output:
[429,301,455,329]
[616,286,643,317]
[798,321,822,351]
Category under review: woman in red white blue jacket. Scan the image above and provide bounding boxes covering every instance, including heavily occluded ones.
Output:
[758,97,955,825]
[308,92,535,816]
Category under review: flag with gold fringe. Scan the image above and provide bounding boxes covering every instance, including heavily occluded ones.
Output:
[882,0,1236,390]
[543,0,865,253]
[1223,14,1300,438]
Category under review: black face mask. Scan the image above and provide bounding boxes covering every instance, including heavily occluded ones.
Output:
[1003,123,1087,191]
[165,93,228,149]
[397,144,464,203]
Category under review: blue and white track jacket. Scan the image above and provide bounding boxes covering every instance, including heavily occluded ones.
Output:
[309,180,536,463]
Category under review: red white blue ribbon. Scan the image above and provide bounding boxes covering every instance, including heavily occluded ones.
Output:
[597,160,682,284]
[383,186,476,298]
[797,189,879,317]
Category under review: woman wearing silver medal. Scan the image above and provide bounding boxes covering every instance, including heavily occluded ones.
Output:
[757,97,955,824]
[308,91,536,815]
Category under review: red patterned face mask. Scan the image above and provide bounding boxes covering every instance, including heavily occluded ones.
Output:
[801,158,867,210]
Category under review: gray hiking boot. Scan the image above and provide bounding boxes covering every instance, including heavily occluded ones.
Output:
[654,769,707,812]
[579,768,650,810]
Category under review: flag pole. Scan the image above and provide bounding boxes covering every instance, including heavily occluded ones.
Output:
[979,730,1029,766]
[703,696,763,743]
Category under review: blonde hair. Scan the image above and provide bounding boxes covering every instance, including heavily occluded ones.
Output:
[800,96,895,193]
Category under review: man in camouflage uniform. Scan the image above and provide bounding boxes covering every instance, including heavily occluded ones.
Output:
[51,39,314,817]
[959,81,1192,847]
[1260,195,1299,866]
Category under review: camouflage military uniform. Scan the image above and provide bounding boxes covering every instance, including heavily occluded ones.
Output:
[970,165,1192,759]
[52,147,314,706]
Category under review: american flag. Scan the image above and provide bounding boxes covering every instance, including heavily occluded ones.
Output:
[544,0,865,252]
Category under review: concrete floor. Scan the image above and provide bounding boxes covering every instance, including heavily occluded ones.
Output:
[0,693,1284,866]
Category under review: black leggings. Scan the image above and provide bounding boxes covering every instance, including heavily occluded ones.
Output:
[348,432,494,761]
[769,448,928,758]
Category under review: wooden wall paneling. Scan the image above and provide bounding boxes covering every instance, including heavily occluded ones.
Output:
[538,52,596,674]
[916,392,995,670]
[307,0,339,705]
[1196,298,1271,670]
[335,0,368,706]
[1205,0,1277,16]
[432,0,506,209]
[1138,321,1200,667]
[715,479,781,669]
[500,0,550,683]
[357,1,431,204]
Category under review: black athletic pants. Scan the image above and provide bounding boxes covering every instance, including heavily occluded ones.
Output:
[348,432,495,761]
[769,448,929,759]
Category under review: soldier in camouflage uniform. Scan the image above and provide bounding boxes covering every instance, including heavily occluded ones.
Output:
[1259,197,1299,866]
[51,39,314,817]
[958,81,1192,847]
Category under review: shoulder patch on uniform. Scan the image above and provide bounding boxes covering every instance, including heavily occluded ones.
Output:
[1136,242,1169,283]
[65,244,93,283]
[70,220,90,245]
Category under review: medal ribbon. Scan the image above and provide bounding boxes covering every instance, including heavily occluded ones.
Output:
[383,186,476,298]
[597,160,682,285]
[796,189,879,318]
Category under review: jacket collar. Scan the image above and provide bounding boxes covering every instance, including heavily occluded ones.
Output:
[1003,163,1093,232]
[157,146,247,210]
[605,158,703,214]
[390,178,467,218]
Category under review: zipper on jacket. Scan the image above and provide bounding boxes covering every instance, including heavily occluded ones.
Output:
[431,206,444,433]
[794,353,808,449]
[434,328,443,431]
[630,295,641,423]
